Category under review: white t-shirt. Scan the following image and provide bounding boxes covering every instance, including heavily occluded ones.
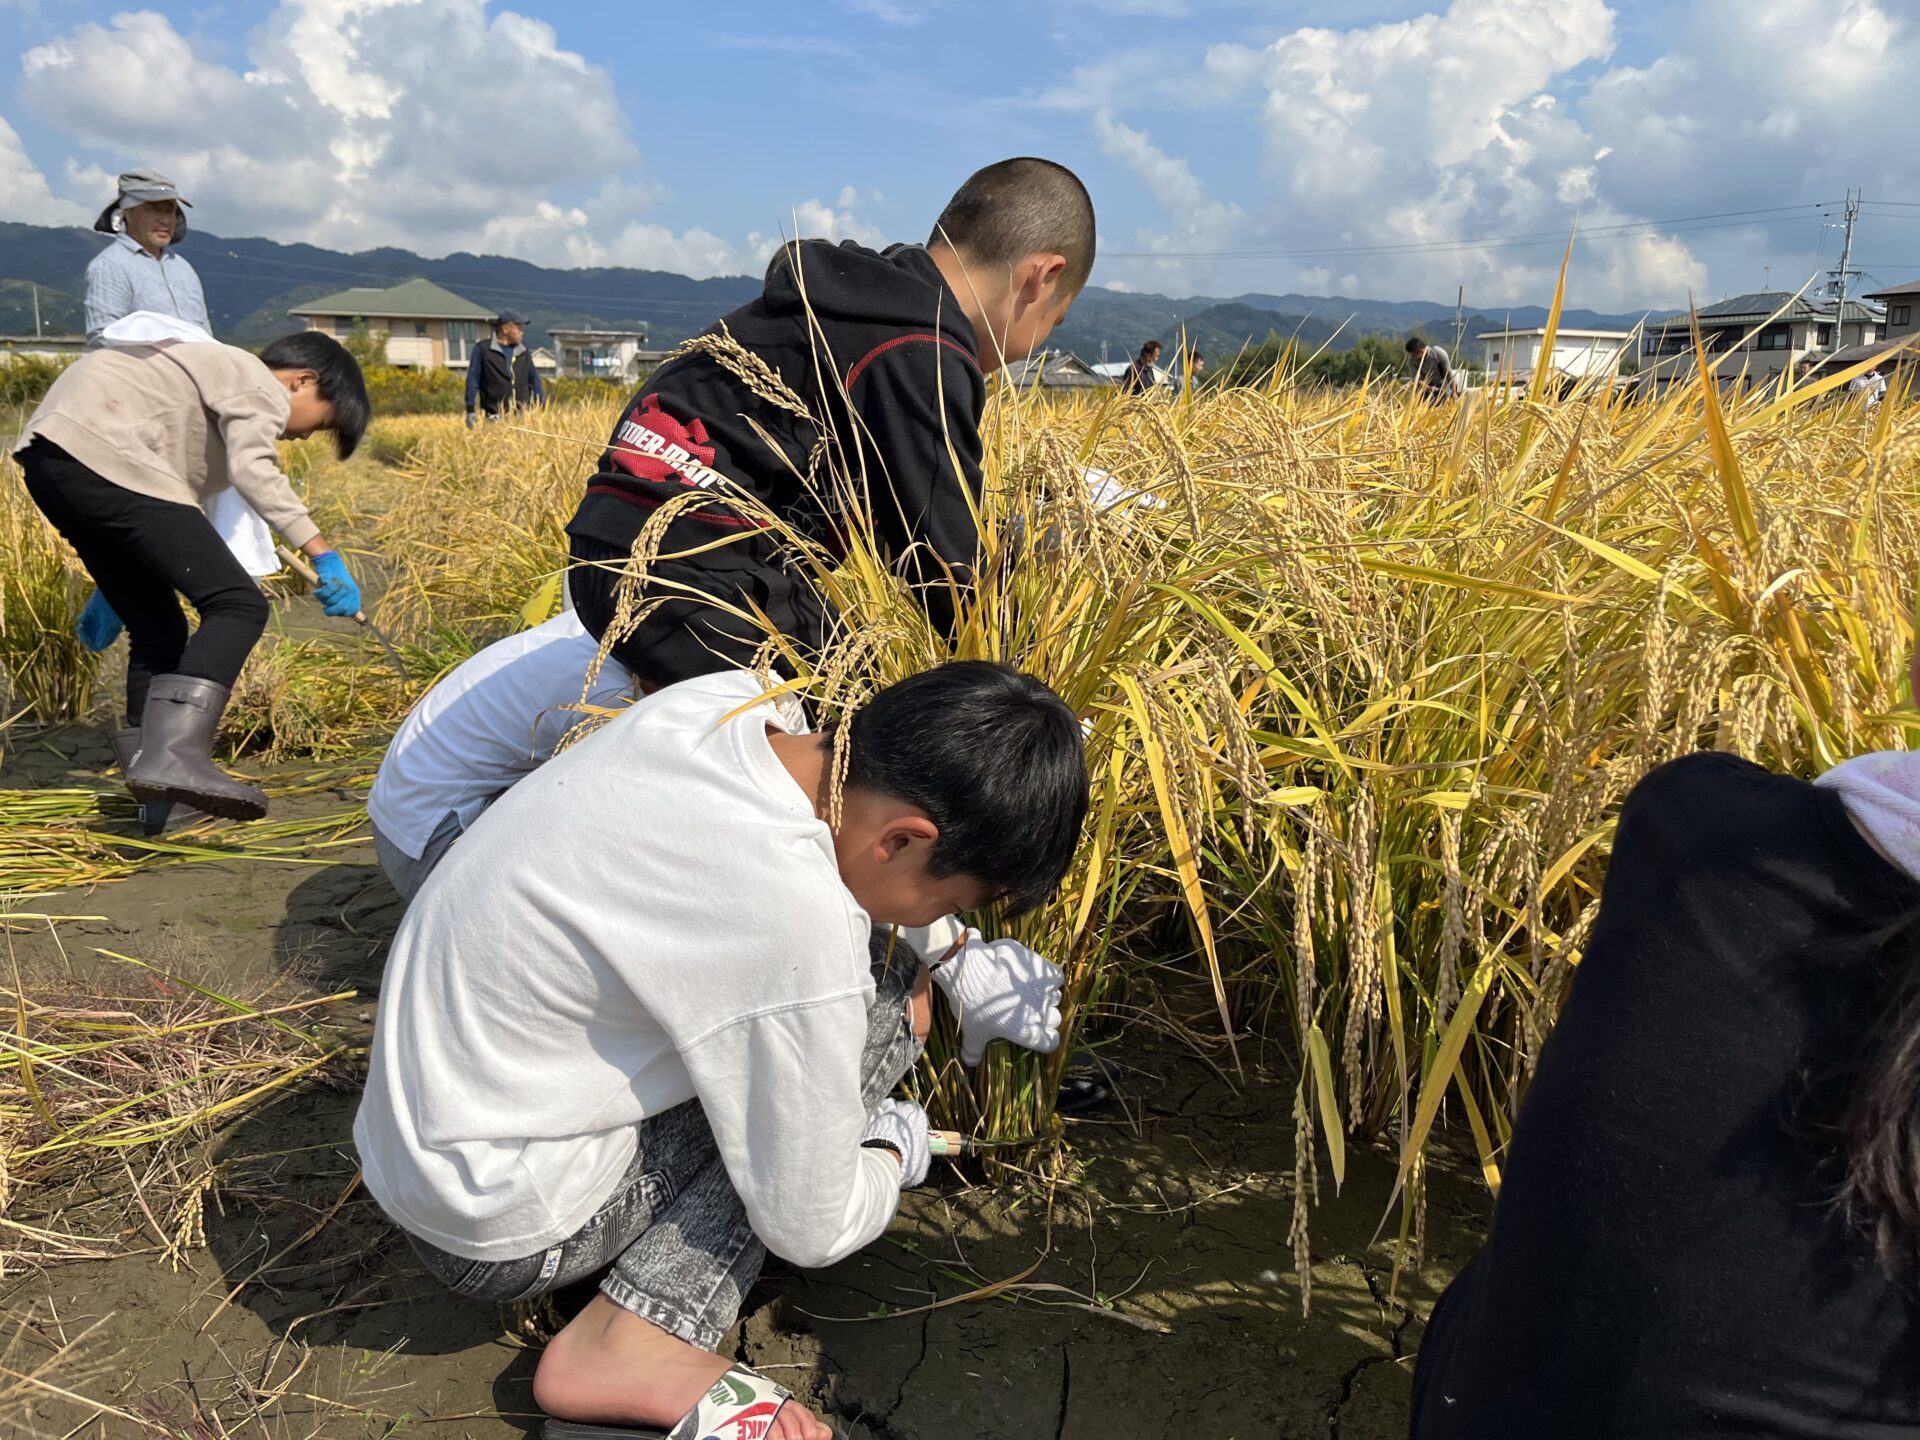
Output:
[352,670,905,1270]
[367,613,637,858]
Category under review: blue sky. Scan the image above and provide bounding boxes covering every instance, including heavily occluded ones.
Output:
[4,0,1919,310]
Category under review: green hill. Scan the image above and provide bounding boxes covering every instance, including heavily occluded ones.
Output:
[0,220,1664,363]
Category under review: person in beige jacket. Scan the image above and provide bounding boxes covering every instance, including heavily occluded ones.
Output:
[14,331,370,821]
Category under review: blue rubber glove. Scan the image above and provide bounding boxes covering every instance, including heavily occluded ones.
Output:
[464,410,476,429]
[310,551,362,618]
[75,589,124,651]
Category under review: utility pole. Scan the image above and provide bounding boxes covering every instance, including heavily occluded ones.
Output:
[31,282,42,338]
[1453,284,1465,360]
[1827,189,1862,354]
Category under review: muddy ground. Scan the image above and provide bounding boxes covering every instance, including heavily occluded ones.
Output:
[2,722,1486,1440]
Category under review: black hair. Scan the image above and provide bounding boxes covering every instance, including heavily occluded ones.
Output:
[1405,336,1428,354]
[1140,340,1161,357]
[1837,911,1920,1278]
[258,330,371,460]
[930,158,1098,298]
[832,661,1088,917]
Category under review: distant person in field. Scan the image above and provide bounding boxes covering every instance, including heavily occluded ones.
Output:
[1406,335,1456,401]
[465,308,545,426]
[1851,365,1889,408]
[1125,339,1162,394]
[563,156,1096,688]
[354,660,1086,1440]
[84,169,208,346]
[1171,344,1205,395]
[1411,662,1920,1433]
[367,609,638,900]
[12,333,368,823]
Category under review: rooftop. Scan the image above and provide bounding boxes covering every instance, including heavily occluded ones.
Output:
[548,326,650,340]
[1653,291,1885,327]
[1864,278,1920,300]
[1477,327,1632,341]
[288,277,494,321]
[1004,352,1109,388]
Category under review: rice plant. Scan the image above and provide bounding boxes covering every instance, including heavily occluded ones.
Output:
[3,314,1917,1289]
[0,455,96,727]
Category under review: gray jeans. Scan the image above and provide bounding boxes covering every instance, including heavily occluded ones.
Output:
[406,928,924,1349]
[371,809,468,901]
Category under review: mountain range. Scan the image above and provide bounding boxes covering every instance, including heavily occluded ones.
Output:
[0,221,1664,361]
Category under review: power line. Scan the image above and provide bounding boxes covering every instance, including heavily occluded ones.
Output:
[1102,204,1830,261]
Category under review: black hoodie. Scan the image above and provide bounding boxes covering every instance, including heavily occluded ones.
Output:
[566,240,986,639]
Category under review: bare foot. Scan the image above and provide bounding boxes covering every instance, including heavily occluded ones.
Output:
[533,1295,832,1439]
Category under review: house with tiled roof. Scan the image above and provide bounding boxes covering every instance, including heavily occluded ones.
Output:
[1640,291,1883,385]
[289,278,496,371]
[1864,279,1920,344]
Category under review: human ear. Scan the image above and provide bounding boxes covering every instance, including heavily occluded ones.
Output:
[1020,254,1068,309]
[874,815,939,866]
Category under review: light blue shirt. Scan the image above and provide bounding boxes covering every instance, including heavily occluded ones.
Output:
[84,234,210,346]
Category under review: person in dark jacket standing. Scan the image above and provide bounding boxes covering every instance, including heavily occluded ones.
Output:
[563,157,1096,688]
[1124,340,1162,395]
[465,309,544,425]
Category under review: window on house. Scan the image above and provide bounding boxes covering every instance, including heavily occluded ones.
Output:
[1756,326,1792,351]
[445,321,478,364]
[1816,324,1833,346]
[414,321,429,338]
[1893,305,1911,328]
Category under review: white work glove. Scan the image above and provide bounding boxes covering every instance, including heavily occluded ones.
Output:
[859,1098,931,1189]
[931,930,1065,1067]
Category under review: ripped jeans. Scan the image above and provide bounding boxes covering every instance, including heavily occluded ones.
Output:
[405,929,923,1349]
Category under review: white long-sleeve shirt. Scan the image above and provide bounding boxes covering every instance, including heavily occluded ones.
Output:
[353,671,904,1269]
[367,613,637,859]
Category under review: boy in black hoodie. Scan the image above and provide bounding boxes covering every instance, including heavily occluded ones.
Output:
[564,157,1096,683]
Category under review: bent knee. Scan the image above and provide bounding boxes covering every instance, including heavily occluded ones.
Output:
[208,582,271,628]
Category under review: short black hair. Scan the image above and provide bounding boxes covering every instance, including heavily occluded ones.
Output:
[1405,336,1427,354]
[834,661,1088,917]
[930,158,1097,298]
[258,330,370,460]
[1141,340,1161,356]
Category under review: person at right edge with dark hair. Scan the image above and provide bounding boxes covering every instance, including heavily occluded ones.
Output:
[562,157,1095,687]
[1411,631,1920,1434]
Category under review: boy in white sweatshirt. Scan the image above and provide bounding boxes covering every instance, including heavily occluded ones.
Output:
[366,609,638,899]
[354,660,1087,1440]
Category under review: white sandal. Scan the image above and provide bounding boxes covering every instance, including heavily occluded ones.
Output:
[541,1364,795,1440]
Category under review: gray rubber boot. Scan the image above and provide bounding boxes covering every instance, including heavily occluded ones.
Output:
[112,726,210,835]
[125,675,267,821]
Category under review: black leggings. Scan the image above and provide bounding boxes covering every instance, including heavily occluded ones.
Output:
[21,438,269,723]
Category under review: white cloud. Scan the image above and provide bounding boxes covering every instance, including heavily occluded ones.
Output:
[844,0,927,25]
[1052,0,1716,307]
[0,116,89,226]
[1058,0,1920,307]
[1091,109,1247,292]
[5,1,888,279]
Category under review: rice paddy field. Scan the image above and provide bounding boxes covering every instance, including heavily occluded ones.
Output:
[0,332,1914,1435]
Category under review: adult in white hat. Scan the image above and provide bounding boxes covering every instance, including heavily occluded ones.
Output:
[85,168,210,346]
